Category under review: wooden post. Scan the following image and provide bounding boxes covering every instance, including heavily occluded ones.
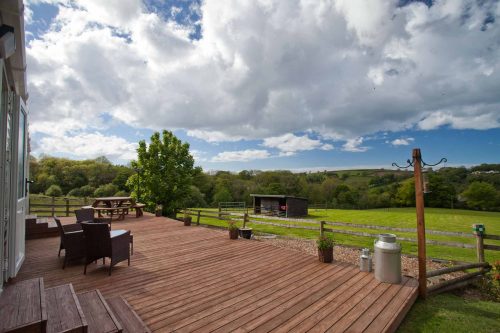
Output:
[197,210,201,225]
[243,213,248,229]
[218,205,222,219]
[320,221,325,237]
[65,198,70,216]
[473,224,485,263]
[413,148,427,299]
[51,196,55,217]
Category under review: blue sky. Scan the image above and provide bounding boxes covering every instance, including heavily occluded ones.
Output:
[25,0,500,171]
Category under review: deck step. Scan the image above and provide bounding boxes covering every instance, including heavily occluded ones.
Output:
[45,284,87,333]
[0,277,47,333]
[106,297,151,333]
[77,290,122,333]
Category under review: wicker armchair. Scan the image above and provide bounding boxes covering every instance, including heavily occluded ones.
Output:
[81,222,131,276]
[55,217,85,269]
[75,208,112,228]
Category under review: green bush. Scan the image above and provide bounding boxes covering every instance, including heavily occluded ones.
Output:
[79,185,95,197]
[113,190,129,197]
[93,184,119,197]
[317,234,334,250]
[67,188,82,197]
[45,185,62,197]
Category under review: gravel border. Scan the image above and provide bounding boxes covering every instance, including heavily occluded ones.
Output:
[254,235,465,285]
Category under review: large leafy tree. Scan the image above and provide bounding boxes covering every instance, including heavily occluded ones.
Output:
[461,181,499,210]
[127,130,195,216]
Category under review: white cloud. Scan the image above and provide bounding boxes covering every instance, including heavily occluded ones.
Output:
[263,133,333,155]
[190,149,207,163]
[342,137,369,152]
[186,130,245,143]
[26,0,500,157]
[211,149,270,162]
[418,107,500,130]
[391,137,414,146]
[33,132,137,161]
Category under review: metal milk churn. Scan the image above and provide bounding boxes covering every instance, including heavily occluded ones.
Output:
[374,234,401,284]
[359,248,372,272]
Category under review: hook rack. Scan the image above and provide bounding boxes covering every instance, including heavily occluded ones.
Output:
[392,157,447,169]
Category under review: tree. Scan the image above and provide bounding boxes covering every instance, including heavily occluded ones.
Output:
[395,179,415,207]
[79,185,96,197]
[213,187,233,204]
[93,184,119,197]
[127,130,195,216]
[112,167,134,191]
[183,185,207,208]
[461,182,499,210]
[45,184,62,197]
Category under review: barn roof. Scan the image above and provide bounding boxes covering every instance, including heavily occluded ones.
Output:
[250,194,308,201]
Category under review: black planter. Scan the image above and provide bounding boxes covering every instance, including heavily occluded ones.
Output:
[239,228,253,239]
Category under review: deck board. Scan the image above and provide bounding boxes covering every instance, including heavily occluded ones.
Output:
[14,214,418,333]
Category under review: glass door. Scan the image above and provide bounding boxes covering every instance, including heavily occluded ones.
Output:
[0,61,12,286]
[11,98,27,276]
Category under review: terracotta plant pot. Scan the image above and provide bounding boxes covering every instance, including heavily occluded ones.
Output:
[229,229,239,239]
[183,217,192,226]
[239,228,253,239]
[318,247,333,263]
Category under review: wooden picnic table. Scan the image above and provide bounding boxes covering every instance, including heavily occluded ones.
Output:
[91,197,145,219]
[92,197,135,208]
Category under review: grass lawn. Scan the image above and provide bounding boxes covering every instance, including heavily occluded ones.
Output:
[398,293,500,333]
[188,207,500,262]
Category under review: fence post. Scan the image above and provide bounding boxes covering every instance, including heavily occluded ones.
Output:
[65,198,70,216]
[197,210,201,225]
[320,221,325,237]
[218,205,222,219]
[473,223,485,263]
[51,197,55,217]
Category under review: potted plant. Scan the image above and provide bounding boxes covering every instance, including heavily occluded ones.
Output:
[317,234,334,263]
[183,211,192,226]
[228,221,239,239]
[155,204,163,217]
[239,214,252,239]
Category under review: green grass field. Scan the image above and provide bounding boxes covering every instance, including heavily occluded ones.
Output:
[187,207,500,263]
[397,293,500,333]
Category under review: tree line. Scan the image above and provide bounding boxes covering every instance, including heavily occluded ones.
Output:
[29,131,500,213]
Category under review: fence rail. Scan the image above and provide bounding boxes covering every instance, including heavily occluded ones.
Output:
[182,209,498,251]
[29,196,92,217]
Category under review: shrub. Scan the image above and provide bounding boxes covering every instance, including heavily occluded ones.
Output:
[79,185,95,197]
[228,221,238,231]
[478,260,500,302]
[114,190,129,197]
[317,234,334,250]
[67,188,82,197]
[45,184,62,197]
[94,183,119,197]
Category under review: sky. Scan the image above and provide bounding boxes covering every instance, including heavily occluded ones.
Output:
[25,0,500,171]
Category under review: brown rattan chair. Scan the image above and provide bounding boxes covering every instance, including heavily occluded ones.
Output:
[75,208,112,228]
[81,222,131,276]
[54,217,85,269]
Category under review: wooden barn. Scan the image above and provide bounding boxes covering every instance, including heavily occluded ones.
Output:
[250,194,308,217]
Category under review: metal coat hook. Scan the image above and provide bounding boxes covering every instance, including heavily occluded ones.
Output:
[392,158,447,169]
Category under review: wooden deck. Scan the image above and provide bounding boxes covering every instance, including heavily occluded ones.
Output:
[14,215,418,332]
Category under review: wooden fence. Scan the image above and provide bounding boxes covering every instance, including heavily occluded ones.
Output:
[29,196,92,217]
[181,209,499,252]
